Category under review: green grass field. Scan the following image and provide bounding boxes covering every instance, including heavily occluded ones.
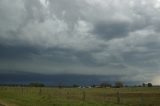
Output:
[0,87,160,106]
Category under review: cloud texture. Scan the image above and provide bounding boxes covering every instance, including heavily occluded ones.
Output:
[1,0,160,84]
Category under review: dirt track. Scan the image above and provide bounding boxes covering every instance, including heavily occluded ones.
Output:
[0,103,5,106]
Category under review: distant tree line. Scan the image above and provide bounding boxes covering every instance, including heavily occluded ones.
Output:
[28,82,45,87]
[0,81,155,88]
[142,83,153,87]
[0,82,45,87]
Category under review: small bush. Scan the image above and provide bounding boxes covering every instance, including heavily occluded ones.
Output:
[29,82,45,87]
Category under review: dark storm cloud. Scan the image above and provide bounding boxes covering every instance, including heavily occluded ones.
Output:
[34,47,95,64]
[93,21,130,39]
[0,45,38,60]
[1,0,160,84]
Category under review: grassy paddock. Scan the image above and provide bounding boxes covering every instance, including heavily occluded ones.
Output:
[0,87,160,106]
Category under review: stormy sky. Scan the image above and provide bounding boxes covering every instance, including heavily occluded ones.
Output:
[0,0,160,85]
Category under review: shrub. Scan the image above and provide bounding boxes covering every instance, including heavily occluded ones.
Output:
[29,82,45,87]
[115,81,123,88]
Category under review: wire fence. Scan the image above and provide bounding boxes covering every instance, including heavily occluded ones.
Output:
[0,87,160,106]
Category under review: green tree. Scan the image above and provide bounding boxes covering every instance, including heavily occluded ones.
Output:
[142,83,146,87]
[115,81,123,88]
[29,82,45,87]
[100,82,111,88]
[148,83,152,87]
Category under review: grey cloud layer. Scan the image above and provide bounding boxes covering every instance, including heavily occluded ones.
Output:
[0,0,160,84]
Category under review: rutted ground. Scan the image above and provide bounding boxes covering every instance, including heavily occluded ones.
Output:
[0,100,6,106]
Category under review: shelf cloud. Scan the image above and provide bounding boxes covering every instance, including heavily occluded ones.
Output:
[0,0,160,84]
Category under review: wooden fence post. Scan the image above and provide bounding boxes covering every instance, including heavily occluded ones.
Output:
[104,93,106,101]
[21,87,24,95]
[67,91,69,100]
[82,91,86,101]
[140,93,144,105]
[117,91,120,104]
[39,88,42,96]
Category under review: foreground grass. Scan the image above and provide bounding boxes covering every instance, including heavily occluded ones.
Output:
[0,87,160,106]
